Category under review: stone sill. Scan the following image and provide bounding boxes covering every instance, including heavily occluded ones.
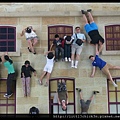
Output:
[0,51,20,56]
[102,50,120,56]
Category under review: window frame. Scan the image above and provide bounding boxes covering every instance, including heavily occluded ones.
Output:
[102,24,120,55]
[0,25,20,56]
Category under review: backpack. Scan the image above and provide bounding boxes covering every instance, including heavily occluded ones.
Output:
[29,106,39,114]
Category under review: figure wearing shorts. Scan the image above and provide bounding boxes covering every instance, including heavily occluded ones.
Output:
[84,22,104,45]
[76,88,99,114]
[38,51,55,87]
[71,26,86,69]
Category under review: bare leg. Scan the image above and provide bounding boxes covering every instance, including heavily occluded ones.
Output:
[102,69,118,87]
[44,72,51,87]
[39,71,47,85]
[27,40,35,53]
[89,93,94,101]
[87,10,94,23]
[98,44,104,54]
[82,13,89,24]
[79,91,83,100]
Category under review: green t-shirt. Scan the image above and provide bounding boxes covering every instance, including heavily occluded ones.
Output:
[4,61,15,74]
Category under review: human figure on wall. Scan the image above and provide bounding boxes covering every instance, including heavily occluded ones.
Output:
[56,79,68,111]
[81,9,104,55]
[71,26,86,68]
[21,60,36,97]
[76,88,99,114]
[89,53,120,87]
[0,52,16,98]
[50,34,64,62]
[63,35,74,62]
[38,51,55,87]
[20,26,39,54]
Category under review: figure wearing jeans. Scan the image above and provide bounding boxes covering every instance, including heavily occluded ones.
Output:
[64,36,73,62]
[50,34,64,62]
[0,52,16,98]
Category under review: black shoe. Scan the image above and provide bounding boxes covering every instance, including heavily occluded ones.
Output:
[55,59,58,62]
[33,52,36,54]
[81,10,85,14]
[28,47,32,52]
[93,91,99,94]
[87,9,92,12]
[76,88,81,92]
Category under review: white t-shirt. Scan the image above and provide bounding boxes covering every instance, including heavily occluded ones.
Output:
[25,30,37,39]
[43,56,54,73]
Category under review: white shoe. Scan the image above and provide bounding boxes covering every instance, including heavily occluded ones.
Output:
[74,66,77,69]
[65,57,68,62]
[68,58,71,62]
[71,65,75,68]
[113,83,118,87]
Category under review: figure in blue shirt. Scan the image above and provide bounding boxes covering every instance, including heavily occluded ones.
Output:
[89,54,120,87]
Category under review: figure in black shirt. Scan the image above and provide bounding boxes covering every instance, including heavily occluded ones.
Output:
[21,60,36,97]
[50,34,64,62]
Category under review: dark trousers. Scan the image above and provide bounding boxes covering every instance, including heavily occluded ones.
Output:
[64,44,71,58]
[7,73,15,95]
[55,47,64,59]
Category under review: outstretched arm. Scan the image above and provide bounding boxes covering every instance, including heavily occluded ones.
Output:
[20,28,26,36]
[1,52,9,63]
[90,66,96,77]
[56,92,61,104]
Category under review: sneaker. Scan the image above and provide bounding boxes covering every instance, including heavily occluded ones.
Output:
[76,88,81,92]
[81,10,85,14]
[113,83,118,87]
[87,9,92,12]
[38,80,43,85]
[71,65,75,68]
[55,59,58,62]
[65,57,68,62]
[4,93,13,98]
[68,58,71,62]
[93,91,99,94]
[28,47,32,52]
[74,66,77,69]
[61,58,64,62]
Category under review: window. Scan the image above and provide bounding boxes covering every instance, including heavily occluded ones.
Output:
[0,79,16,114]
[107,78,120,114]
[0,26,16,52]
[103,25,120,55]
[48,25,73,50]
[49,77,76,114]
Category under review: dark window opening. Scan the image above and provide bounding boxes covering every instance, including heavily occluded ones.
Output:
[0,26,16,52]
[105,25,120,51]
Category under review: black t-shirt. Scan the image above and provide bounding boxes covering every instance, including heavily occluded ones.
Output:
[88,30,104,44]
[53,38,63,48]
[21,65,36,78]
